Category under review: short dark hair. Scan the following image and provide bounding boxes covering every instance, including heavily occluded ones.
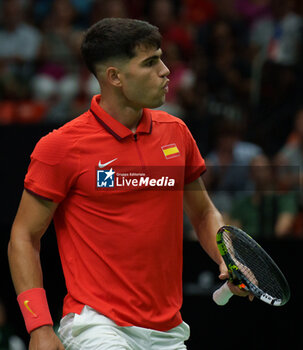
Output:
[81,18,162,76]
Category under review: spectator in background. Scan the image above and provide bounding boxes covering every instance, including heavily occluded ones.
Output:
[31,0,82,111]
[32,0,94,29]
[203,121,263,219]
[235,0,271,28]
[276,106,303,182]
[181,0,217,26]
[91,0,146,23]
[186,18,252,155]
[148,0,195,60]
[0,0,41,99]
[274,107,303,237]
[249,0,302,106]
[248,0,303,154]
[229,154,298,239]
[250,0,302,66]
[0,298,26,350]
[69,0,95,28]
[89,0,129,24]
[204,19,252,105]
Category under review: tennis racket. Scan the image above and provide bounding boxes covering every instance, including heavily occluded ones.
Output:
[212,225,290,306]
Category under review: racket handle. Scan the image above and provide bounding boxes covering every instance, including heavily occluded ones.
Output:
[213,281,233,305]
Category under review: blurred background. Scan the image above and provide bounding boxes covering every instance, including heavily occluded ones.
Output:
[1,0,303,348]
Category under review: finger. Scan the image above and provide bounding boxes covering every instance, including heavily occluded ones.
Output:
[218,263,229,280]
[219,272,229,280]
[227,281,250,297]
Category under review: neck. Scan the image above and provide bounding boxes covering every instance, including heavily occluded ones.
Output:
[99,91,143,133]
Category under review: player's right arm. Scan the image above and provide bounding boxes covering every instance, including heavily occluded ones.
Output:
[8,189,65,350]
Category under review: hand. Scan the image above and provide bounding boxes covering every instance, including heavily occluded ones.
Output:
[29,325,65,350]
[218,262,254,301]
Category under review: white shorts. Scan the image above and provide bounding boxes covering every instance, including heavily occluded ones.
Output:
[58,305,190,350]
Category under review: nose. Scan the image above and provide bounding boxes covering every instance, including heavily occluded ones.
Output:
[159,60,170,78]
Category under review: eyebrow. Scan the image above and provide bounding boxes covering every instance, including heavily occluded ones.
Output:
[141,50,162,64]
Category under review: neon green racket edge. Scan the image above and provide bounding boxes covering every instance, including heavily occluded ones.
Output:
[213,225,290,306]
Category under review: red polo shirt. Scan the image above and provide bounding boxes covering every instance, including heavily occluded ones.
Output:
[24,95,206,331]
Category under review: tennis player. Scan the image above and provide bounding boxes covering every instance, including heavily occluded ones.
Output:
[8,18,249,350]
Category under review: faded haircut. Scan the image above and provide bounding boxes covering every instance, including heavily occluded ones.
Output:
[81,18,162,76]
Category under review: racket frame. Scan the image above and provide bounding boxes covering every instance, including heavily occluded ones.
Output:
[216,226,289,306]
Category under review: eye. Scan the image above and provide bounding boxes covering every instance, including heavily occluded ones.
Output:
[145,59,157,67]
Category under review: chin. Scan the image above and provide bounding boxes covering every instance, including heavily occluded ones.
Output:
[146,97,165,109]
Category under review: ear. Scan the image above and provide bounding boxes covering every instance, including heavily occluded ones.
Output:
[106,67,122,87]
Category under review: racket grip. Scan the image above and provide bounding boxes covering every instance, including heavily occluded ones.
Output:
[213,281,233,305]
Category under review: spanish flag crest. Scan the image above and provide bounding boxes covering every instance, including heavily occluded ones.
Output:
[161,143,180,159]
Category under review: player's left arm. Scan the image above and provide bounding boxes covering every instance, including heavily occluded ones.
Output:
[184,177,225,267]
[184,177,248,297]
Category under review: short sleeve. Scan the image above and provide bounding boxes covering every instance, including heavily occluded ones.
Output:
[183,124,206,184]
[24,130,79,202]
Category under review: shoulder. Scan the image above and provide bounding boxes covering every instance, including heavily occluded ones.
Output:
[149,109,185,124]
[32,112,90,165]
[149,110,196,144]
[149,109,188,130]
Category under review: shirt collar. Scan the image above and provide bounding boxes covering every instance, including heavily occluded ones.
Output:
[90,95,152,141]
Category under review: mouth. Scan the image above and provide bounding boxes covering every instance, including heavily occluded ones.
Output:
[162,80,169,93]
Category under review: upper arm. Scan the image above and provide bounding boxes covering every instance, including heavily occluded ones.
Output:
[24,129,79,203]
[11,190,58,243]
[183,176,217,229]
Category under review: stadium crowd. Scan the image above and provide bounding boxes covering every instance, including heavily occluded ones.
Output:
[1,0,303,240]
[1,1,303,348]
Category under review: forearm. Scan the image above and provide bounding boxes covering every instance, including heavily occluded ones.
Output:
[7,191,63,346]
[8,229,43,295]
[8,229,55,335]
[8,190,57,294]
[195,206,225,265]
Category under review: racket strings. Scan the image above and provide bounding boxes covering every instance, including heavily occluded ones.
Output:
[223,231,287,300]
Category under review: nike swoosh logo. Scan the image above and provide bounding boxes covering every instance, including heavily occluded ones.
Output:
[98,158,118,169]
[24,300,38,318]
